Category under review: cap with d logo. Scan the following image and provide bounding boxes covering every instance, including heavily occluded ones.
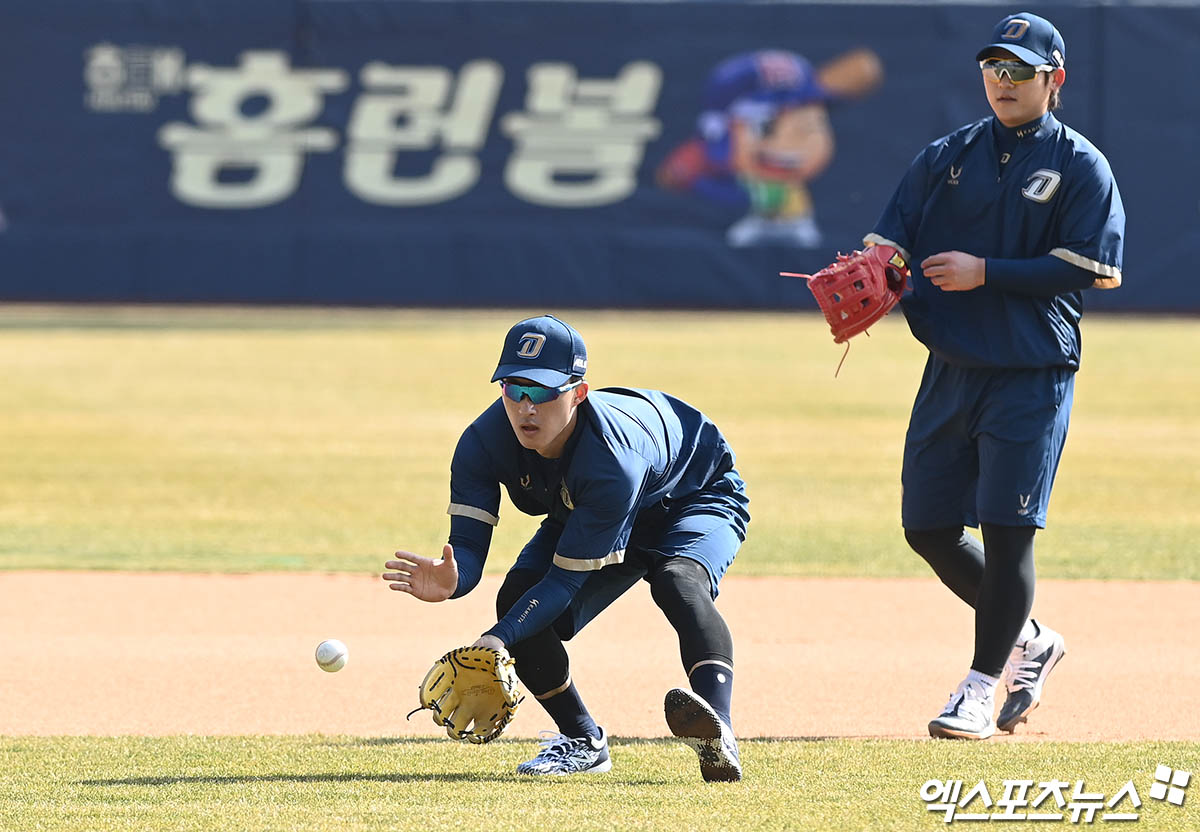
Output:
[491,315,588,387]
[976,12,1066,69]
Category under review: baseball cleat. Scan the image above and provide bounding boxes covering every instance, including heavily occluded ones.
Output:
[998,621,1067,733]
[515,728,611,776]
[928,678,996,740]
[664,688,742,782]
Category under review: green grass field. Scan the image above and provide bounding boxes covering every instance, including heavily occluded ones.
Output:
[3,736,1197,832]
[2,305,1197,831]
[1,305,1197,578]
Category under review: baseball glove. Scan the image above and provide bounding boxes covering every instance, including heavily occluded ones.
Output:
[781,244,909,343]
[409,646,523,744]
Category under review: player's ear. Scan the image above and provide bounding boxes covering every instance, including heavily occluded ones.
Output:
[574,382,589,404]
[1051,67,1066,90]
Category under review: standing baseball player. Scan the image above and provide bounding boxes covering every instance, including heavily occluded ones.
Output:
[383,315,749,780]
[864,12,1124,739]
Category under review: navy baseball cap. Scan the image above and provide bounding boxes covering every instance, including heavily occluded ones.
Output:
[490,315,588,387]
[976,12,1066,69]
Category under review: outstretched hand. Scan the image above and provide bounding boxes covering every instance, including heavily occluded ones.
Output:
[383,544,458,602]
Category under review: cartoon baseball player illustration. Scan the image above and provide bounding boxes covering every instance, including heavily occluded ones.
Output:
[657,48,882,248]
[860,12,1124,739]
[382,315,750,780]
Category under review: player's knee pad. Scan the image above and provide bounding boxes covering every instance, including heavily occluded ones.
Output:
[649,556,712,613]
[904,526,966,560]
[980,523,1037,574]
[496,568,542,618]
[650,557,732,667]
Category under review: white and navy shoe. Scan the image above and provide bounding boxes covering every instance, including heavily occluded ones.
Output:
[515,728,611,776]
[928,678,996,740]
[664,688,742,782]
[998,621,1067,733]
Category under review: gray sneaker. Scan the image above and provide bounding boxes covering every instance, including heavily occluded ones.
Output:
[516,729,611,776]
[998,622,1067,733]
[664,688,742,782]
[928,677,996,740]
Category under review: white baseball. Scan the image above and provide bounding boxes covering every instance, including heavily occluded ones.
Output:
[315,639,348,672]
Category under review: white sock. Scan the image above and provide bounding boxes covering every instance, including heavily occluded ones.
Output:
[1017,619,1039,646]
[966,669,999,699]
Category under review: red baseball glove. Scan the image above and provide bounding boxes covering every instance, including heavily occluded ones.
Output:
[782,245,910,343]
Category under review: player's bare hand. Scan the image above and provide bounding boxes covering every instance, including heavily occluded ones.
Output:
[383,544,457,602]
[472,634,505,651]
[921,251,986,291]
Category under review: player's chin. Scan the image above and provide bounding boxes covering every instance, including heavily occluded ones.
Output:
[515,427,542,448]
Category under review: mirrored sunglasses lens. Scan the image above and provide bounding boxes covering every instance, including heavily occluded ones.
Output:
[502,383,558,404]
[983,61,1038,83]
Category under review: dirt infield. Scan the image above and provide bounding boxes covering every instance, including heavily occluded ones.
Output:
[2,572,1197,740]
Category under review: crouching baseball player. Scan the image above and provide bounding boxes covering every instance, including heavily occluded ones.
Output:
[383,315,750,781]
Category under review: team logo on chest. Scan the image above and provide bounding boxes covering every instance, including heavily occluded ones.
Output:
[560,481,574,510]
[1022,169,1062,203]
[519,473,532,490]
[948,164,963,185]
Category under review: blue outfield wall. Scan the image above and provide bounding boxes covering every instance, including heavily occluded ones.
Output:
[0,1,1197,309]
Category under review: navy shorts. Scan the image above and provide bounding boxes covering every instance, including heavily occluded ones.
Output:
[510,468,750,639]
[901,356,1074,530]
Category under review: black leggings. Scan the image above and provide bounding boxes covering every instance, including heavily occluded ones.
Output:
[904,524,1036,677]
[496,556,733,696]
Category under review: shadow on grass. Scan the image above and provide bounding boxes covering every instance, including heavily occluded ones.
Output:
[350,736,844,747]
[608,736,846,744]
[79,772,517,787]
[77,736,852,787]
[81,771,679,787]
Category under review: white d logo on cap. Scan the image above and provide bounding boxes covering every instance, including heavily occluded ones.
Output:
[1002,19,1030,39]
[517,333,546,358]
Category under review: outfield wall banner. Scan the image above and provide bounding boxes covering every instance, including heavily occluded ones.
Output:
[1,1,1197,310]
